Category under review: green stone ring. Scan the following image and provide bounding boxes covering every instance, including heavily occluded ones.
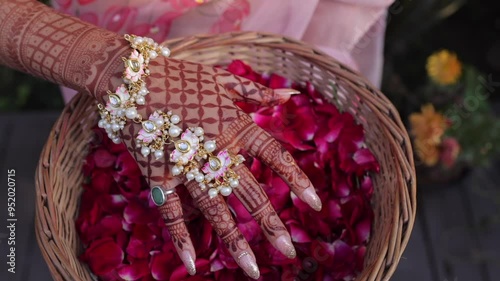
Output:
[151,186,176,206]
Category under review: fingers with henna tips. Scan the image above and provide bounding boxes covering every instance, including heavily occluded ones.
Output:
[232,165,296,258]
[216,115,322,211]
[216,68,299,106]
[248,134,322,211]
[157,191,196,275]
[185,180,261,279]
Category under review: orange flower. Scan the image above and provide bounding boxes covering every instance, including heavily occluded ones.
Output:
[414,139,441,166]
[426,50,462,86]
[409,104,449,166]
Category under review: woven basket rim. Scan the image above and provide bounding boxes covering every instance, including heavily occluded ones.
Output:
[35,31,417,281]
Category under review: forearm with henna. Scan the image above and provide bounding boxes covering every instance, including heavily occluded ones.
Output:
[0,0,128,101]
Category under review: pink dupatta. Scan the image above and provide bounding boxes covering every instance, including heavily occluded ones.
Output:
[52,0,394,102]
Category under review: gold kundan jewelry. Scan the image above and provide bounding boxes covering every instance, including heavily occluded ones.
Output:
[97,34,244,200]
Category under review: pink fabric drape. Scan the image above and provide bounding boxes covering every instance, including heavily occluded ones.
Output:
[53,0,394,103]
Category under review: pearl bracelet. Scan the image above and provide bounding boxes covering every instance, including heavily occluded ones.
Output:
[97,34,243,199]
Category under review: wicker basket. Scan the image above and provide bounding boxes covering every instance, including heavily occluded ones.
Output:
[35,32,416,281]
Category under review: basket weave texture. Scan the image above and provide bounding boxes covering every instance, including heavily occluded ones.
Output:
[35,32,416,281]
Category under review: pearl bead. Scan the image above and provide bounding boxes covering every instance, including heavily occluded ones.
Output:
[112,137,121,144]
[171,166,181,176]
[204,174,213,181]
[134,37,144,44]
[139,87,148,96]
[161,47,171,57]
[149,50,158,59]
[155,119,164,127]
[98,119,105,128]
[220,186,232,196]
[169,126,181,137]
[229,179,239,188]
[208,188,218,198]
[195,174,205,183]
[111,124,120,132]
[154,150,164,159]
[125,108,138,119]
[186,172,195,181]
[194,127,204,136]
[204,141,216,153]
[136,96,145,105]
[141,147,150,157]
[105,123,111,130]
[170,115,180,124]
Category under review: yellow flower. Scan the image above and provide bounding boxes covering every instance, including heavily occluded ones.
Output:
[409,104,449,166]
[426,50,462,85]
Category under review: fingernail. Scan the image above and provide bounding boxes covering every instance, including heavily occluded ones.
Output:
[302,188,322,211]
[238,252,260,280]
[275,235,296,258]
[181,251,196,275]
[275,88,300,102]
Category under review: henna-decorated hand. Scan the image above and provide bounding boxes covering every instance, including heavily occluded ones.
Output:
[0,1,322,279]
[113,52,323,278]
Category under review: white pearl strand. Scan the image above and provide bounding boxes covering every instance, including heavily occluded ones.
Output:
[98,35,170,145]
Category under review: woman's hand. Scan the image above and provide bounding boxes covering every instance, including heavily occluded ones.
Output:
[0,1,321,279]
[111,48,322,278]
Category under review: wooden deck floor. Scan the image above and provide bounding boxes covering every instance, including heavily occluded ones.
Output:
[0,111,498,281]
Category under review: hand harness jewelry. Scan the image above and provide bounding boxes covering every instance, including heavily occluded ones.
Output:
[97,34,244,201]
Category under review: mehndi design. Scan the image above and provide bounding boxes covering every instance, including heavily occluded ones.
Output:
[0,2,323,279]
[98,34,245,198]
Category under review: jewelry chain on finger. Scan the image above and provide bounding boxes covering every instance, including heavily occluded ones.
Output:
[96,34,244,202]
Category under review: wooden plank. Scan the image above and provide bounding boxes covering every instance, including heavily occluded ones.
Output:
[419,181,486,281]
[461,162,500,280]
[0,112,58,281]
[391,205,435,281]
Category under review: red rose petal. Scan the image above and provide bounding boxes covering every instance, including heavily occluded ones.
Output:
[91,170,115,193]
[124,200,155,224]
[210,258,225,272]
[117,260,149,280]
[287,221,312,243]
[151,251,175,280]
[355,218,371,244]
[126,238,150,259]
[83,237,124,275]
[268,73,291,89]
[170,259,211,281]
[227,60,251,77]
[93,148,116,168]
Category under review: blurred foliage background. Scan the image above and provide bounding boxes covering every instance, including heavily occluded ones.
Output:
[0,0,499,112]
[383,0,500,113]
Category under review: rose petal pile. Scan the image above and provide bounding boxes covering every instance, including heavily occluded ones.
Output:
[77,60,380,281]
